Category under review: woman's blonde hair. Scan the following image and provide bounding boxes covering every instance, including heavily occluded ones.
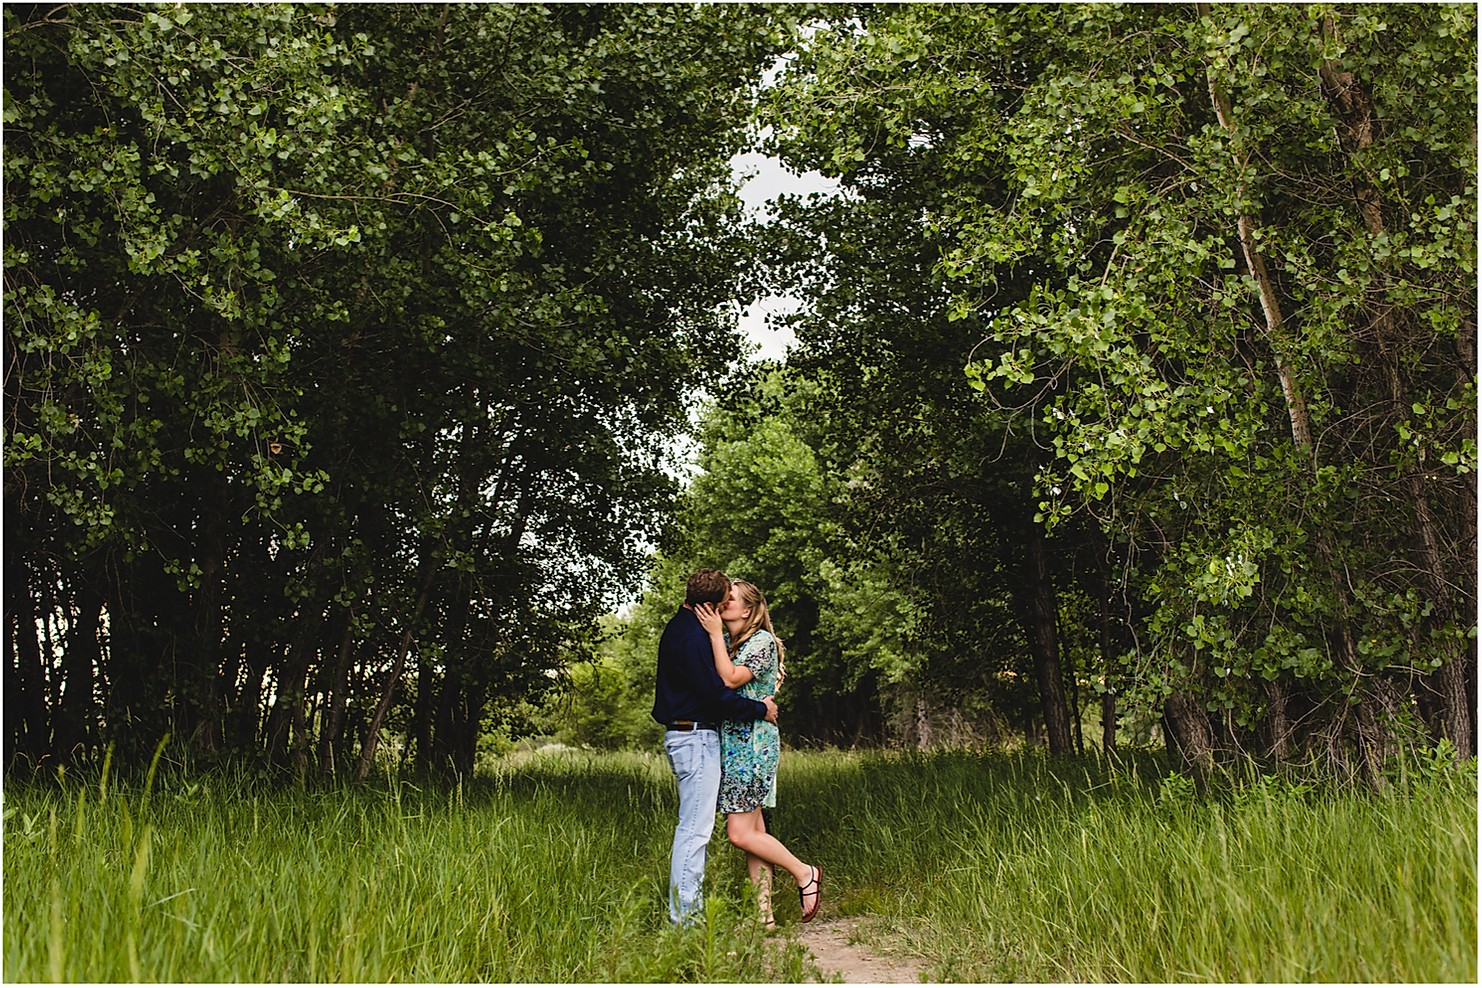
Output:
[728,580,785,663]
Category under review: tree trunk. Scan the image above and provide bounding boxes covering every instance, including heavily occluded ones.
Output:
[233,637,270,751]
[1426,658,1471,758]
[289,657,313,778]
[186,492,229,755]
[1410,470,1473,758]
[1164,689,1215,784]
[38,575,64,757]
[56,578,105,760]
[1264,679,1293,763]
[264,627,315,767]
[5,562,48,763]
[429,665,461,775]
[317,611,359,780]
[1022,525,1073,756]
[355,573,435,783]
[427,656,487,779]
[916,695,932,750]
[424,573,474,776]
[453,678,486,777]
[1354,677,1404,791]
[411,644,434,773]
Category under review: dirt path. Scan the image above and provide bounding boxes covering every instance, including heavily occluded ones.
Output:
[795,918,928,984]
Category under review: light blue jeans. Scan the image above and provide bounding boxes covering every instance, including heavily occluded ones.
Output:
[662,728,721,925]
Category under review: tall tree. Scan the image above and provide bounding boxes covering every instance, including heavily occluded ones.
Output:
[775,3,1476,770]
[752,4,1092,752]
[4,2,792,773]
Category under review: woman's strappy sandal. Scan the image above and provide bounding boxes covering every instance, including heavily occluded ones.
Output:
[798,865,822,923]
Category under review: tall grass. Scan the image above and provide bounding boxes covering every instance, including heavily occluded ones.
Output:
[770,748,1477,982]
[2,751,812,983]
[4,746,1474,982]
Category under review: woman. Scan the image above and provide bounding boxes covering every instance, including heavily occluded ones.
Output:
[697,580,821,927]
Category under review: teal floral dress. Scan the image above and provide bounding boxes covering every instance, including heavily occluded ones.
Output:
[718,630,781,814]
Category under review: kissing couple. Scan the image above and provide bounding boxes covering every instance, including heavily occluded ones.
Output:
[651,568,822,928]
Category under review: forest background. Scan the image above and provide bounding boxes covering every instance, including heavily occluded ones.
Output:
[5,2,1477,786]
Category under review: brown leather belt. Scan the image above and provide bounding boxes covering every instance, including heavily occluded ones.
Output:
[666,721,718,732]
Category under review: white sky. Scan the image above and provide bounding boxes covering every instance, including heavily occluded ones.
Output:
[730,150,839,362]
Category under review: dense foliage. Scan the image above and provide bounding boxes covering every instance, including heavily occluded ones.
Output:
[6,4,1474,781]
[5,2,790,774]
[617,3,1476,777]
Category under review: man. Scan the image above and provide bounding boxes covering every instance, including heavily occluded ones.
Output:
[652,568,778,924]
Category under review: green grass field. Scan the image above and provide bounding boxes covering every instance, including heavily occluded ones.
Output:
[3,746,1475,982]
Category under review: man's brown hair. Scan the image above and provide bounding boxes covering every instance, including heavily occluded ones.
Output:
[685,568,731,606]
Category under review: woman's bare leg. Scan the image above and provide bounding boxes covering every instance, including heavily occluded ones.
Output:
[750,811,774,913]
[747,849,775,926]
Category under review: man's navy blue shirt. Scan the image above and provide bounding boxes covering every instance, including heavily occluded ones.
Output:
[652,606,766,725]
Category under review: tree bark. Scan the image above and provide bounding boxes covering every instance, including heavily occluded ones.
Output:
[1164,689,1215,784]
[1022,525,1074,756]
[233,637,270,751]
[264,630,313,767]
[186,488,229,754]
[317,609,359,779]
[355,570,436,783]
[1354,677,1405,791]
[5,562,48,763]
[424,572,474,776]
[1410,470,1474,758]
[453,678,486,777]
[56,578,104,759]
[1264,679,1293,763]
[289,658,313,778]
